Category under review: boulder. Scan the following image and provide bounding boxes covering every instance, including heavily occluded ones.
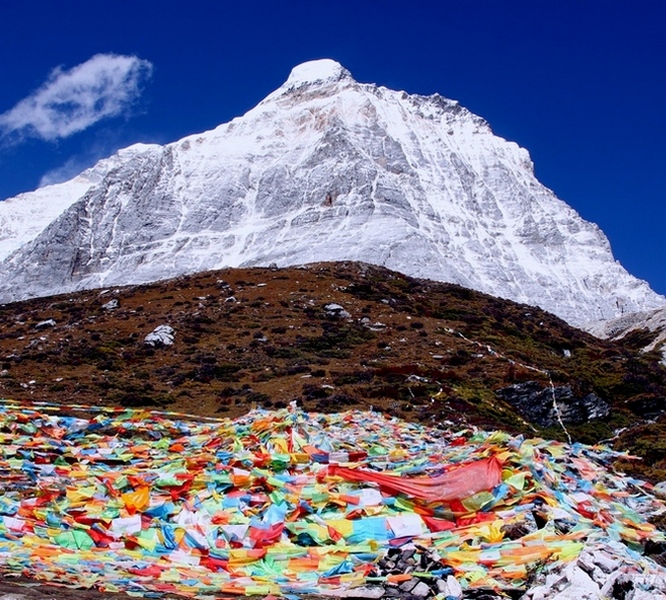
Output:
[144,325,175,347]
[495,381,610,427]
[324,303,351,319]
[102,299,119,310]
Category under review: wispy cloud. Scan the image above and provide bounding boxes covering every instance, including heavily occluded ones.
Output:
[0,54,153,143]
[38,156,96,188]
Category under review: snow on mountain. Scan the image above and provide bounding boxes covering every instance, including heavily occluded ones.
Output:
[0,143,159,261]
[588,306,666,364]
[0,59,663,327]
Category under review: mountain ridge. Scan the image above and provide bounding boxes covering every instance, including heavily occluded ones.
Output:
[1,59,663,327]
[588,305,666,365]
[0,143,159,262]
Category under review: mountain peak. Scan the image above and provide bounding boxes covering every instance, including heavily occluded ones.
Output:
[1,63,664,327]
[284,59,352,88]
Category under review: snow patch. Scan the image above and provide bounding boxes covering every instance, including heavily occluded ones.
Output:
[284,59,351,87]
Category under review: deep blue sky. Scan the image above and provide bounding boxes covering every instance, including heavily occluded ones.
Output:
[1,1,665,294]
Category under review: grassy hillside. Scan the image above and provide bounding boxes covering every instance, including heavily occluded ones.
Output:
[1,262,665,479]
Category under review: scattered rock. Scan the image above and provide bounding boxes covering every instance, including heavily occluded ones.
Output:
[361,539,666,600]
[360,317,388,331]
[144,325,175,347]
[34,319,55,330]
[369,546,456,599]
[523,544,666,600]
[101,299,119,310]
[653,481,666,500]
[324,303,351,318]
[410,581,431,597]
[398,579,418,593]
[443,575,462,598]
[495,381,610,426]
[344,585,386,598]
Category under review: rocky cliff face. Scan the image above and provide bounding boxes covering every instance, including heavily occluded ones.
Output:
[588,305,666,364]
[0,144,158,262]
[495,381,611,428]
[0,59,662,326]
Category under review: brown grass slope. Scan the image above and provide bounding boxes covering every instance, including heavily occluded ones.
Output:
[1,261,665,480]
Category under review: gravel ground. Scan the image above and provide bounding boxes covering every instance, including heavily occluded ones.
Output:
[0,577,189,600]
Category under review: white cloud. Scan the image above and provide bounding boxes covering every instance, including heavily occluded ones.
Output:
[0,54,153,142]
[38,156,93,188]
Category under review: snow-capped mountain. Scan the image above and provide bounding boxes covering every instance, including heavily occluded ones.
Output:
[0,143,158,262]
[0,59,663,326]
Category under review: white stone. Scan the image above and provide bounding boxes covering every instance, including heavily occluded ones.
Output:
[324,303,345,312]
[631,591,666,600]
[590,549,620,573]
[410,581,431,598]
[102,298,119,310]
[445,575,462,598]
[341,586,385,599]
[34,319,55,329]
[144,324,175,347]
